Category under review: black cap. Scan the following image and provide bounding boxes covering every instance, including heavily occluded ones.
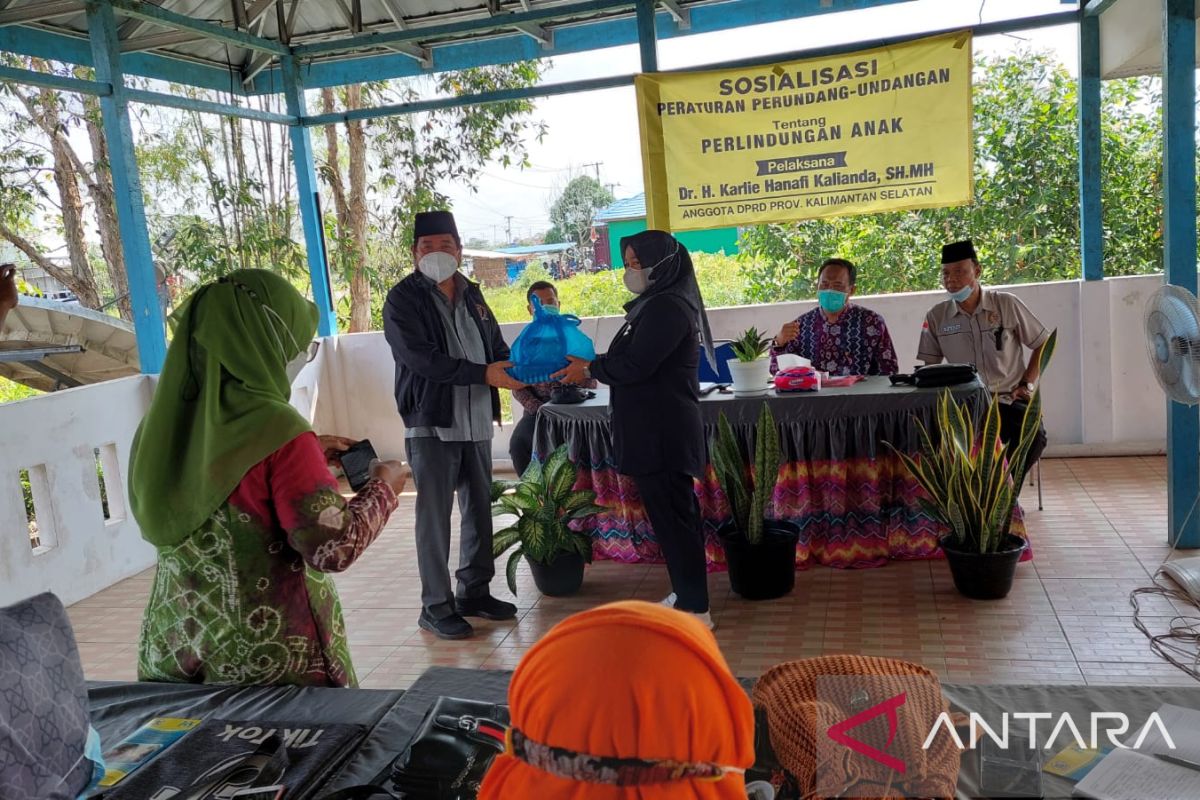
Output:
[941,239,977,264]
[413,210,460,245]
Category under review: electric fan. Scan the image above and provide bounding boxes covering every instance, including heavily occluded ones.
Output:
[1144,284,1200,405]
[1141,284,1200,620]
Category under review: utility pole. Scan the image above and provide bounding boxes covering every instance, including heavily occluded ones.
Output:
[505,216,513,243]
[581,161,603,182]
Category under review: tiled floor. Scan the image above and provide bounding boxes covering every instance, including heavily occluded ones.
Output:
[68,456,1200,688]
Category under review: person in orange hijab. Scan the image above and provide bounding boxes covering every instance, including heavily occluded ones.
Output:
[479,600,755,799]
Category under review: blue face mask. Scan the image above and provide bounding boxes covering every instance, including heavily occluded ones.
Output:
[817,289,848,314]
[948,284,974,303]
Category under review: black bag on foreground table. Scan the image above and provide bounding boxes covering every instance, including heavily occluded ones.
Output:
[889,363,977,388]
[103,718,364,800]
[389,697,509,800]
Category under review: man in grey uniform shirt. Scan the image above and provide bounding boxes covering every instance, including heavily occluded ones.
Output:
[918,239,1050,486]
[383,211,525,639]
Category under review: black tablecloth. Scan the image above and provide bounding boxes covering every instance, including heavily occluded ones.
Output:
[87,681,407,794]
[90,670,1200,799]
[534,376,989,463]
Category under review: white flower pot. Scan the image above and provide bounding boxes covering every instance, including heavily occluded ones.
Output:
[727,358,770,397]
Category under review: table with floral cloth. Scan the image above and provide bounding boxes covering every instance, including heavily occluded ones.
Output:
[532,377,1029,571]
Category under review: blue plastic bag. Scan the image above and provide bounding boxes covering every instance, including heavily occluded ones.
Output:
[507,296,596,383]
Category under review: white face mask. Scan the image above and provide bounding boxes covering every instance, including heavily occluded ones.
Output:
[418,251,460,283]
[285,352,307,384]
[623,265,655,294]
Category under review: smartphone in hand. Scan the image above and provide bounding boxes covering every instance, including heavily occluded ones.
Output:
[336,439,378,492]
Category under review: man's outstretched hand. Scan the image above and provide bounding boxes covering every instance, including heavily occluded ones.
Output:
[486,361,525,390]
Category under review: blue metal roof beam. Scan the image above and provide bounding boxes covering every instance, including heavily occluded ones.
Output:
[0,47,289,123]
[0,24,259,95]
[0,63,111,96]
[291,0,636,58]
[303,72,634,125]
[107,0,287,56]
[257,0,921,93]
[298,8,1082,126]
[124,88,296,124]
[1083,0,1120,17]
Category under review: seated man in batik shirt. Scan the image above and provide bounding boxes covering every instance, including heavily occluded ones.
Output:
[771,258,898,376]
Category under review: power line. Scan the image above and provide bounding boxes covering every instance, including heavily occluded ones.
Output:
[481,172,556,190]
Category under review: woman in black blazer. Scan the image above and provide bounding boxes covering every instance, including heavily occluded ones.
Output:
[555,230,718,625]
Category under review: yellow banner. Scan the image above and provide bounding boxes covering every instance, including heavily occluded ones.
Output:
[636,32,973,231]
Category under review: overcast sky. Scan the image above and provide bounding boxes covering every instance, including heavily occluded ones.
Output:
[440,0,1077,245]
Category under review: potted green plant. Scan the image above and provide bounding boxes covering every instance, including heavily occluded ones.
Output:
[711,402,800,600]
[727,326,773,397]
[890,330,1057,600]
[492,445,604,597]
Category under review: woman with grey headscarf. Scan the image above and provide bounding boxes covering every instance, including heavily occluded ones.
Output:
[555,230,717,627]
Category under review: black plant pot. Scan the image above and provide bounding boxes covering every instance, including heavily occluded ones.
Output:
[528,551,586,597]
[940,534,1027,600]
[718,520,801,601]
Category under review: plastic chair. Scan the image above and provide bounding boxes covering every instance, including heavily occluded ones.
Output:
[699,341,735,383]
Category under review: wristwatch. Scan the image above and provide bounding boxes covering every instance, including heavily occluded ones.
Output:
[1023,381,1035,393]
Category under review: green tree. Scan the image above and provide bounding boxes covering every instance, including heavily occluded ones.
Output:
[318,62,547,331]
[548,176,614,248]
[138,89,310,300]
[738,51,1166,301]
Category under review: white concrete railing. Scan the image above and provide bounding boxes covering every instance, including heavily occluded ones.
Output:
[0,274,1166,606]
[313,273,1169,462]
[0,376,156,607]
[0,348,328,609]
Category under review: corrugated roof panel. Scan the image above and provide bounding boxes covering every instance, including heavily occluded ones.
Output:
[594,193,646,222]
[1,0,920,93]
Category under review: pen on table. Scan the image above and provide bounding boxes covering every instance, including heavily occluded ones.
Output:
[1153,753,1200,771]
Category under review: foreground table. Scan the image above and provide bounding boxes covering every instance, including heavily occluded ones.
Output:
[534,377,1027,570]
[89,669,1200,800]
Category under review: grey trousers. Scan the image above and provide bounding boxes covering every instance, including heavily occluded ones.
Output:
[405,438,495,620]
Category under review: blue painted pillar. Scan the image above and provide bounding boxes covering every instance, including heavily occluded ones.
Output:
[635,0,658,72]
[280,54,337,337]
[1078,14,1103,281]
[1163,0,1199,547]
[85,1,167,373]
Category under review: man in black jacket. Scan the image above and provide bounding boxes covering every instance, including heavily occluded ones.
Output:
[383,211,525,639]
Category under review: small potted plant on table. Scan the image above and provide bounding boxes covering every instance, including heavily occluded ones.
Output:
[727,326,773,397]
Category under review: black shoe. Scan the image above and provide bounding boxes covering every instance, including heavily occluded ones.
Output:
[418,611,473,640]
[456,595,518,621]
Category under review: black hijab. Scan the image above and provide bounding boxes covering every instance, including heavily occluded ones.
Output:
[619,229,717,372]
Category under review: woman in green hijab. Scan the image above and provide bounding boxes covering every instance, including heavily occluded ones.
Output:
[129,269,409,687]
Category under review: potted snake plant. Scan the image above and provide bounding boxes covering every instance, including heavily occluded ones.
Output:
[890,330,1057,600]
[491,445,603,597]
[727,326,773,397]
[711,402,800,600]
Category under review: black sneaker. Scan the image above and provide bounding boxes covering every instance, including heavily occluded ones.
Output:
[456,595,518,621]
[418,611,473,640]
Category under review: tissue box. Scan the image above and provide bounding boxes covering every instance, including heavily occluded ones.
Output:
[774,367,820,392]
